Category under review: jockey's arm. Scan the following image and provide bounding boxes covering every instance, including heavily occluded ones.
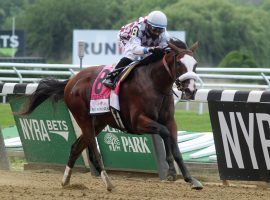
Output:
[128,37,150,55]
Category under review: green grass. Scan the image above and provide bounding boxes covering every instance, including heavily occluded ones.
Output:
[0,103,211,132]
[175,110,211,132]
[0,103,15,128]
[9,157,26,171]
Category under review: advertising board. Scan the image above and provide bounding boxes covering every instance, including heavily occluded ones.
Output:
[8,95,162,174]
[72,30,185,65]
[97,126,158,172]
[9,95,85,166]
[0,30,25,57]
[209,101,270,181]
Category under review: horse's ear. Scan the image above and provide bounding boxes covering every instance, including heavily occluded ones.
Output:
[190,41,199,52]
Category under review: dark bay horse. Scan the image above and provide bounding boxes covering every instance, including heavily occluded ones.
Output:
[20,38,203,191]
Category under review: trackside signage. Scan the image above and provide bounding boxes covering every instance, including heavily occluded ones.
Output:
[19,119,69,141]
[209,101,270,181]
[0,30,25,57]
[72,30,186,65]
[9,95,84,165]
[97,126,158,172]
[9,95,160,173]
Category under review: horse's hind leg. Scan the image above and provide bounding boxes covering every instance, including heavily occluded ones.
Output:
[62,115,114,191]
[87,144,102,176]
[61,108,97,186]
[61,134,89,186]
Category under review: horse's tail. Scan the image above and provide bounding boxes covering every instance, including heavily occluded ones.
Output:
[19,78,68,115]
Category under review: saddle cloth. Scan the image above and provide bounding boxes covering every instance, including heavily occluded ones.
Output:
[89,62,137,114]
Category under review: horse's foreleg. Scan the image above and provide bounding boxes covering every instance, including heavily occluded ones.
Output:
[89,118,114,192]
[87,145,102,176]
[88,134,114,191]
[168,119,203,190]
[171,140,203,189]
[62,135,88,186]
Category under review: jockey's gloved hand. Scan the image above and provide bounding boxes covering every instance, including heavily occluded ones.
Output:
[148,47,164,56]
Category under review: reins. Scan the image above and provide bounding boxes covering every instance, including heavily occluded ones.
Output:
[153,41,197,97]
[162,43,193,81]
[161,53,180,98]
[162,55,174,80]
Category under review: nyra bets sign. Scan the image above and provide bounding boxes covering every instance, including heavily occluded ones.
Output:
[72,30,185,65]
[209,101,270,181]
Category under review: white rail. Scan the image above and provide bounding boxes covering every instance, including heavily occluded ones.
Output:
[196,67,270,90]
[0,63,91,83]
[0,63,269,90]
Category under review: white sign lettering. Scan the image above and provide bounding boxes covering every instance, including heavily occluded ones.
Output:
[121,136,151,153]
[0,35,19,48]
[103,131,151,154]
[218,111,270,170]
[19,118,69,141]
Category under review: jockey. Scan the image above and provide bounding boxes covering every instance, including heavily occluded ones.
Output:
[103,10,170,89]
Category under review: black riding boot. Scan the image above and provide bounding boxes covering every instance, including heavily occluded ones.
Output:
[103,57,132,89]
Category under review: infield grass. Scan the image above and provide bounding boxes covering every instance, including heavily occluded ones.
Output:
[0,103,212,132]
[0,103,15,128]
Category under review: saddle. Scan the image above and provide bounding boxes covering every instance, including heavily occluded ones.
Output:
[118,61,139,82]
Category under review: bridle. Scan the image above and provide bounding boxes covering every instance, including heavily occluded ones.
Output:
[162,46,194,78]
[162,42,198,92]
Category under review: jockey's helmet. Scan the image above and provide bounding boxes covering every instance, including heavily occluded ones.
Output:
[146,11,167,37]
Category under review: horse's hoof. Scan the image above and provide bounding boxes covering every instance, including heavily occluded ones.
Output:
[101,170,115,192]
[61,166,72,187]
[190,177,203,190]
[61,176,71,187]
[166,174,177,181]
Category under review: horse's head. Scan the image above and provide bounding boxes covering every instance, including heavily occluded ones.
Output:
[164,38,199,100]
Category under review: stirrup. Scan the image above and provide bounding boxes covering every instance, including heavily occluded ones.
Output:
[103,79,115,89]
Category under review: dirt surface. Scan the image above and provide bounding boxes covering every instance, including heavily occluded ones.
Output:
[0,169,269,200]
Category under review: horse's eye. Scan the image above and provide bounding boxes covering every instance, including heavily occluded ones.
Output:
[177,60,182,65]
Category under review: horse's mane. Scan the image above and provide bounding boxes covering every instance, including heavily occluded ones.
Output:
[169,37,188,49]
[138,37,187,67]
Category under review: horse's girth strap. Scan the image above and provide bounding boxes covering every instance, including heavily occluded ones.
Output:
[110,108,126,130]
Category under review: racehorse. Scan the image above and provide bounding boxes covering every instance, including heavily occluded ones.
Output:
[20,38,203,191]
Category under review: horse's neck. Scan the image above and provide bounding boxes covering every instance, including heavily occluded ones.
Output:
[148,60,174,92]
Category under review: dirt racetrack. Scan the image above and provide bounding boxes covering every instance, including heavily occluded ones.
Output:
[0,169,270,200]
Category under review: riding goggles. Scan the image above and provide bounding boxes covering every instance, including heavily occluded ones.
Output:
[148,25,165,35]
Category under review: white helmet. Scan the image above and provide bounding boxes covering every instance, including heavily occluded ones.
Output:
[147,11,167,29]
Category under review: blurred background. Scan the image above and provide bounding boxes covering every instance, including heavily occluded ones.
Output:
[1,0,270,67]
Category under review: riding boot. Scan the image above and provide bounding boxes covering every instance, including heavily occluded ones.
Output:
[103,57,132,89]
